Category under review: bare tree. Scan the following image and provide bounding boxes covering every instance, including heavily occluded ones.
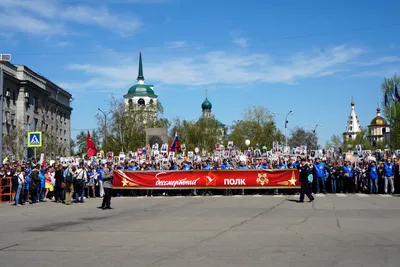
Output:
[3,123,25,160]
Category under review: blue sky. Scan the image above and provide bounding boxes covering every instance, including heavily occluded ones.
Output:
[1,0,399,146]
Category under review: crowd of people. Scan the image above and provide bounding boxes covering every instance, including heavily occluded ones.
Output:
[0,154,398,208]
[0,161,114,209]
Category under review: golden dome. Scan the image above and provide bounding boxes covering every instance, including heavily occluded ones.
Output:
[370,116,387,126]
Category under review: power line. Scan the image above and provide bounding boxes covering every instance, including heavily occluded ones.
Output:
[71,128,97,131]
[10,22,400,57]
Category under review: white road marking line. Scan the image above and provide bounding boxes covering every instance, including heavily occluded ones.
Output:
[212,195,223,198]
[379,194,392,197]
[315,194,326,197]
[232,195,243,197]
[273,195,284,197]
[252,195,263,197]
[336,193,346,197]
[356,193,368,197]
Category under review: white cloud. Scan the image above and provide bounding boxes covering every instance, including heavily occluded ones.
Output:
[62,44,364,92]
[231,31,250,48]
[0,0,58,18]
[352,56,400,66]
[0,12,65,35]
[0,0,142,36]
[61,6,141,36]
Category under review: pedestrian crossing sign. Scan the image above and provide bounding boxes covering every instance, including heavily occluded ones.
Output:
[28,132,42,148]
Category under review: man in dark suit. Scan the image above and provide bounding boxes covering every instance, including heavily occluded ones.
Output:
[297,158,315,203]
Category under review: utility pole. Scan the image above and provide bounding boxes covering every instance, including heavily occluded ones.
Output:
[98,108,112,148]
[0,54,12,166]
[284,110,293,147]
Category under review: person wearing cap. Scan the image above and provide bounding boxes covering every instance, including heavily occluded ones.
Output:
[297,158,314,203]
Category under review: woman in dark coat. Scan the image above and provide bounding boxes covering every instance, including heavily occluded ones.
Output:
[54,164,65,203]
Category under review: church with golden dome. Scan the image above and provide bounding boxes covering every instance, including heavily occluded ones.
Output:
[368,108,390,145]
[343,99,391,146]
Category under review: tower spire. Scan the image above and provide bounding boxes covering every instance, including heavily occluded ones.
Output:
[137,51,144,83]
[205,88,208,99]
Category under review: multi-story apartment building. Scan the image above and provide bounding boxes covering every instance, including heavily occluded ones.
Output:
[1,62,72,160]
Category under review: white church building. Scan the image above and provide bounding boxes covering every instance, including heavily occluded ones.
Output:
[123,52,158,123]
[343,100,361,141]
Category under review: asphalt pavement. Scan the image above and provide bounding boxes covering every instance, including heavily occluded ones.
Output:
[0,193,400,267]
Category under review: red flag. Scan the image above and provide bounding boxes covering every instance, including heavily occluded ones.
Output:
[86,131,97,158]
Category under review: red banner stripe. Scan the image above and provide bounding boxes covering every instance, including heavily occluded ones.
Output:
[113,170,300,189]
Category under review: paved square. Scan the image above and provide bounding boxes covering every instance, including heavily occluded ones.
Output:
[0,194,400,267]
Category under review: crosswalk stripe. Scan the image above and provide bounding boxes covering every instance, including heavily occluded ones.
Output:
[336,193,346,197]
[252,195,263,197]
[273,195,284,197]
[379,194,392,197]
[356,193,368,197]
[212,195,223,198]
[315,194,326,197]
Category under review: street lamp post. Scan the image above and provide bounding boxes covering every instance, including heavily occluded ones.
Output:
[98,108,112,148]
[273,111,293,148]
[284,111,293,148]
[0,54,12,165]
[304,124,322,150]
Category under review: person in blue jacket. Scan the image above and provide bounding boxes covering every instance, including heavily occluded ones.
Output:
[314,158,326,194]
[39,169,46,201]
[258,159,268,170]
[181,161,192,171]
[23,171,31,204]
[383,157,395,194]
[220,159,231,170]
[369,161,379,194]
[342,161,354,193]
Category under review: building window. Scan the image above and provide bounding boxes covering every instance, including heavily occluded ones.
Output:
[138,98,145,107]
[33,96,39,111]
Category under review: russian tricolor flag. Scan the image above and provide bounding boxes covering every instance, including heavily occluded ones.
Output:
[169,133,182,153]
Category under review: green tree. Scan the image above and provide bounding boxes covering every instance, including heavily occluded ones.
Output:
[97,97,168,154]
[325,134,343,149]
[381,74,399,148]
[288,127,318,150]
[70,138,76,156]
[229,106,283,150]
[168,117,222,152]
[343,128,374,151]
[75,130,101,156]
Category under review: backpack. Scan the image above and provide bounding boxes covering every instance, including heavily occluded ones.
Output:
[64,168,73,183]
[30,170,40,190]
